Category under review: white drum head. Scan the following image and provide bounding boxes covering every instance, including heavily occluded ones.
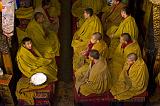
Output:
[30,73,47,86]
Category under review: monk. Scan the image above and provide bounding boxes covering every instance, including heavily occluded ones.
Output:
[72,8,103,58]
[72,0,106,18]
[111,53,149,100]
[15,7,34,44]
[34,0,60,33]
[73,32,108,71]
[16,37,57,105]
[26,12,60,58]
[101,0,126,32]
[108,6,138,58]
[75,50,112,96]
[109,33,141,83]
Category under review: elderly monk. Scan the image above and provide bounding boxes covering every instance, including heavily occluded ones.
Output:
[26,12,60,58]
[72,0,106,19]
[15,7,34,44]
[111,53,149,100]
[72,8,103,58]
[75,50,112,96]
[101,0,126,32]
[34,0,60,33]
[108,6,138,58]
[73,32,108,71]
[16,37,57,105]
[109,33,141,83]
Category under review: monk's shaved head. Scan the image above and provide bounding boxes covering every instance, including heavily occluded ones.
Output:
[127,53,138,61]
[121,33,132,42]
[92,32,102,40]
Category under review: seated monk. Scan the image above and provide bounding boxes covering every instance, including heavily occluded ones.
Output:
[75,50,112,96]
[72,0,106,19]
[101,0,126,32]
[34,0,60,33]
[15,7,34,44]
[16,37,58,105]
[26,12,60,58]
[109,33,141,83]
[108,6,138,58]
[111,53,149,100]
[72,8,103,58]
[73,32,108,70]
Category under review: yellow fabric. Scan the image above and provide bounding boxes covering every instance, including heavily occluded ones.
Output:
[92,40,109,59]
[49,0,61,17]
[73,40,108,71]
[34,6,60,33]
[155,72,160,85]
[102,2,126,32]
[108,16,139,58]
[33,0,42,8]
[16,27,27,45]
[26,19,59,57]
[109,41,141,83]
[72,0,106,18]
[110,58,149,100]
[113,16,138,39]
[16,77,47,105]
[16,46,58,81]
[75,58,112,96]
[72,15,103,54]
[16,7,34,19]
[0,2,2,12]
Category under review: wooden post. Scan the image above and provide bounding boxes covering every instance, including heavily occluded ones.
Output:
[59,0,72,82]
[2,53,13,75]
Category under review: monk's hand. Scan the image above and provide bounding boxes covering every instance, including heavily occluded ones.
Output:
[80,50,87,56]
[73,35,80,40]
[110,34,114,39]
[50,17,58,24]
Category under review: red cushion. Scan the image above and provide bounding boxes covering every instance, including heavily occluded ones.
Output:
[74,87,114,103]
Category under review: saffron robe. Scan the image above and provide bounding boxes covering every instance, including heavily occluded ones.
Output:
[108,16,138,58]
[109,41,141,84]
[26,19,60,58]
[110,58,149,100]
[75,58,112,96]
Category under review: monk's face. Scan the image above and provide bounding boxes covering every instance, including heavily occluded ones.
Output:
[127,58,135,66]
[120,36,126,44]
[83,11,90,19]
[91,36,97,43]
[37,15,45,23]
[23,41,32,50]
[121,10,126,18]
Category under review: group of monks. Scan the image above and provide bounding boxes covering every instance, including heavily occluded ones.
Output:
[15,0,60,105]
[13,0,160,105]
[71,0,149,101]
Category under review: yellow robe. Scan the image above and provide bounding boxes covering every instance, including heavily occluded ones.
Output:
[16,46,58,81]
[102,2,126,32]
[108,16,139,58]
[75,58,112,96]
[110,58,149,100]
[73,40,108,71]
[16,77,47,105]
[72,15,103,56]
[26,19,59,58]
[109,41,141,84]
[16,27,27,45]
[72,0,106,18]
[34,0,60,33]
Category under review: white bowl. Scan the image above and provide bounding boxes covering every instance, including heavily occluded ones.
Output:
[30,73,47,86]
